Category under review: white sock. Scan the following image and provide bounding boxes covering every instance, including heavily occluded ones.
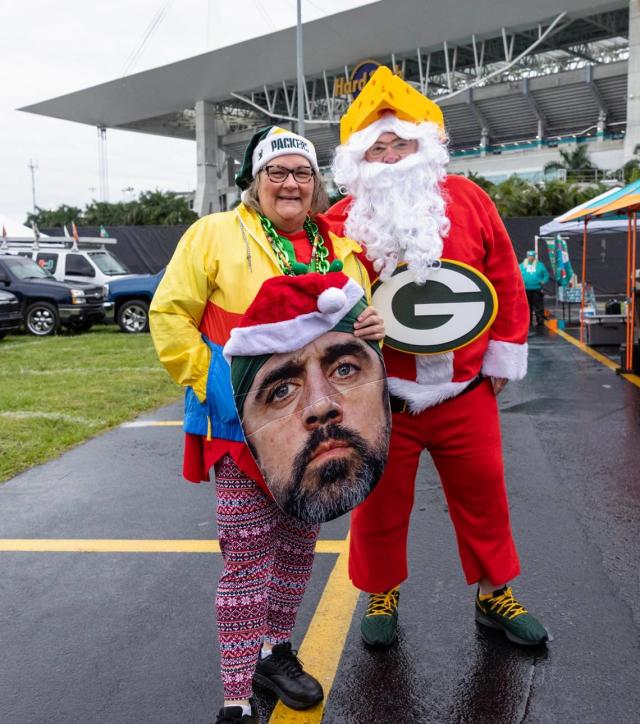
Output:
[224,700,252,717]
[260,642,273,659]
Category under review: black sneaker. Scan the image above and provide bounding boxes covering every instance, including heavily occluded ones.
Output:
[214,704,257,724]
[253,642,323,710]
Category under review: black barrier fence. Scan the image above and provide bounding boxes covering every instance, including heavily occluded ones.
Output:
[43,225,188,276]
[44,217,630,297]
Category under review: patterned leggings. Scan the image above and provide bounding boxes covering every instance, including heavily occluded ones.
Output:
[214,454,320,699]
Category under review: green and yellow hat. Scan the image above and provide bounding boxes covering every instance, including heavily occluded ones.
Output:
[235,126,319,190]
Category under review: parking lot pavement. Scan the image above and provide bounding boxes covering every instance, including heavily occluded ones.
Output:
[0,401,350,724]
[1,331,639,723]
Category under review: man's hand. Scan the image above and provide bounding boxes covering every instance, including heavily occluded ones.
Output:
[490,377,508,395]
[353,306,385,341]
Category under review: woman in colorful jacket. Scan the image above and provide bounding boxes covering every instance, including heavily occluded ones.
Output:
[149,127,382,724]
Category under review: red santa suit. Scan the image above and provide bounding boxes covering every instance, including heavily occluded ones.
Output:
[327,174,529,592]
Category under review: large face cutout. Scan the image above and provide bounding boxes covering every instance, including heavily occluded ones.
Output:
[231,330,391,524]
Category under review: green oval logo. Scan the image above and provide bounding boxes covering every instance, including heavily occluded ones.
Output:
[371,260,498,354]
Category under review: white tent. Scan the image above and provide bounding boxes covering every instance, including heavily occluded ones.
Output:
[539,217,629,235]
[538,186,628,236]
[0,214,50,239]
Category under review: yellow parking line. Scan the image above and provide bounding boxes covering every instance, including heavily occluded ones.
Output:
[121,420,183,428]
[550,325,640,388]
[269,537,359,724]
[0,539,347,554]
[1,535,356,720]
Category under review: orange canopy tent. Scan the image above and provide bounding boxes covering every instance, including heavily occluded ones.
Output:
[558,179,640,372]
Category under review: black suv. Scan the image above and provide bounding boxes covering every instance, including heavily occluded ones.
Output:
[0,289,22,339]
[0,254,107,336]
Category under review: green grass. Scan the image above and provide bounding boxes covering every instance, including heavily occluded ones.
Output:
[0,325,182,482]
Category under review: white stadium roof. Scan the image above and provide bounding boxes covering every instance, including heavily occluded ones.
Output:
[20,0,627,134]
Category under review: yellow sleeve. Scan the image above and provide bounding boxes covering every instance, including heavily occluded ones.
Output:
[359,258,372,302]
[342,253,371,302]
[149,219,218,402]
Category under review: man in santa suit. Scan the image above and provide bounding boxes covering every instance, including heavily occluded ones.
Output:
[328,67,548,647]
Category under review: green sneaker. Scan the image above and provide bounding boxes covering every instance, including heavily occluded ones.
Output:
[475,586,549,646]
[360,587,400,647]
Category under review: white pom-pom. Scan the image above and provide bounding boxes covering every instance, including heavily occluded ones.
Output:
[317,287,346,314]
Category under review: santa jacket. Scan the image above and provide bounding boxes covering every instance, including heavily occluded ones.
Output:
[149,202,370,441]
[327,175,529,412]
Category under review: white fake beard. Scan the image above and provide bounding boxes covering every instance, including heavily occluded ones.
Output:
[340,146,450,284]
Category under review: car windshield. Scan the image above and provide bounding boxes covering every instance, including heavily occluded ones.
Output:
[2,256,54,280]
[87,251,129,275]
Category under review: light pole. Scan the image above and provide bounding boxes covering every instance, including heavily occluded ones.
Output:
[28,159,38,213]
[296,0,304,135]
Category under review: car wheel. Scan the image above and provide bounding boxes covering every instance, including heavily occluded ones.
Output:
[25,301,60,336]
[117,300,149,333]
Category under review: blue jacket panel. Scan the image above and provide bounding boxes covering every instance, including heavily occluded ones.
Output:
[183,336,244,442]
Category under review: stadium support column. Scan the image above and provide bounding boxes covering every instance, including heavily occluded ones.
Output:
[624,0,640,161]
[194,100,223,216]
[523,78,545,149]
[467,89,490,157]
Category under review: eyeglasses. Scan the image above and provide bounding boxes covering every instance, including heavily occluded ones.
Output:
[263,165,315,183]
[365,138,417,160]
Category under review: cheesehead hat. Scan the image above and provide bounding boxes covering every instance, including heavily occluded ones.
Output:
[339,66,444,144]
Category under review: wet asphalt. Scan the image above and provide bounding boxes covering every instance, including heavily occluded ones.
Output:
[1,329,639,724]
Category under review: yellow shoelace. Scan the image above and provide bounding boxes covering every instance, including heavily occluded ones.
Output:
[483,586,527,620]
[366,588,400,617]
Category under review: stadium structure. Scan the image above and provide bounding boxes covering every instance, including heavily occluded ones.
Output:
[21,0,640,215]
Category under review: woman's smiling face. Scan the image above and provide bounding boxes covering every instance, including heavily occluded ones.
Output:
[257,154,315,232]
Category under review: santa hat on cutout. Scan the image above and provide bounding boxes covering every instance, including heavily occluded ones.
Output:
[223,272,365,364]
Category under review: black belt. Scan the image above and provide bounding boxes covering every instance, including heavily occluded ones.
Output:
[389,375,485,414]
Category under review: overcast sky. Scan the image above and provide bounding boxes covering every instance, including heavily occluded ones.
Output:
[0,0,374,226]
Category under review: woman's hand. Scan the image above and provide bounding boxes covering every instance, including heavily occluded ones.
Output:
[353,306,385,341]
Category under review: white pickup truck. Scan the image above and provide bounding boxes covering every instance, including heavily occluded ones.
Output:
[3,237,130,287]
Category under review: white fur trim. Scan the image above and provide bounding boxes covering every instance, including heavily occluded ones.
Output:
[222,277,363,362]
[388,376,475,413]
[415,352,454,385]
[481,340,528,380]
[318,287,346,314]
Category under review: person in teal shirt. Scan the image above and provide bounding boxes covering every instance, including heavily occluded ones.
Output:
[519,250,549,326]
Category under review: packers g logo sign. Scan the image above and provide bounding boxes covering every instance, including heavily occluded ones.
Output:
[371,260,498,355]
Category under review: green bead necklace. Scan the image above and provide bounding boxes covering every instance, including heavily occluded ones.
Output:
[259,214,343,276]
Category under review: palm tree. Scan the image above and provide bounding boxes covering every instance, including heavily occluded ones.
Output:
[26,204,83,228]
[491,175,543,216]
[538,180,607,216]
[622,144,640,184]
[543,144,595,181]
[465,171,495,193]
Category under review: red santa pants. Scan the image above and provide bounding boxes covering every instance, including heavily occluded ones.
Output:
[349,378,520,592]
